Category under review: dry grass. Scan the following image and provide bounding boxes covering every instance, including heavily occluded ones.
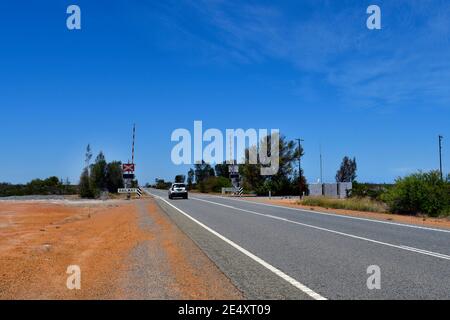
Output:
[299,196,387,213]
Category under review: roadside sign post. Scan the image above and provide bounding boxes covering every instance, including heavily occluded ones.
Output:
[122,163,135,172]
[122,124,138,200]
[122,163,136,200]
[118,188,143,198]
[229,164,240,190]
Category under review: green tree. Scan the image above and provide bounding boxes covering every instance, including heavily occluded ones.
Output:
[239,134,303,196]
[187,169,195,189]
[90,152,108,193]
[194,161,215,184]
[175,175,186,183]
[240,153,265,194]
[274,136,304,195]
[215,162,230,178]
[79,167,94,198]
[85,144,93,168]
[336,156,357,183]
[78,144,95,198]
[78,147,127,198]
[106,161,124,193]
[194,161,215,192]
[292,169,308,196]
[130,179,139,188]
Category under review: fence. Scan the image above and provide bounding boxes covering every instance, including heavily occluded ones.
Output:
[307,183,352,199]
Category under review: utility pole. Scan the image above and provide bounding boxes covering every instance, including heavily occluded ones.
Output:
[320,144,323,183]
[296,138,304,199]
[132,124,136,165]
[439,135,443,180]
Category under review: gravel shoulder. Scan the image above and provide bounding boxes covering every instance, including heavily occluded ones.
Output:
[123,200,243,300]
[0,199,242,300]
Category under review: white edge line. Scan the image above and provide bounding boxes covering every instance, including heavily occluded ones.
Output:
[208,195,450,234]
[191,197,450,261]
[145,190,327,301]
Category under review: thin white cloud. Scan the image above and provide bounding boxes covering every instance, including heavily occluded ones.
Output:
[139,0,450,110]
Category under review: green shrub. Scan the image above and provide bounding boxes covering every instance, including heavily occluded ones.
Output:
[199,176,232,193]
[155,179,172,190]
[350,181,390,201]
[299,196,387,213]
[381,171,450,217]
[0,177,78,197]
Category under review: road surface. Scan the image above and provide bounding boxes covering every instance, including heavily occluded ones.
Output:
[145,188,450,300]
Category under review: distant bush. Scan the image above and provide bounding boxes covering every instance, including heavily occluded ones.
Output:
[381,171,450,217]
[0,183,26,197]
[0,177,78,197]
[350,181,390,201]
[299,196,387,213]
[154,179,172,190]
[196,176,232,193]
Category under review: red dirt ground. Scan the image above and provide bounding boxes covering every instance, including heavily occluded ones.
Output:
[0,199,242,300]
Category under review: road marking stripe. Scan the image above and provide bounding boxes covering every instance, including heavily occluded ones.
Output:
[400,246,450,260]
[145,191,327,300]
[192,197,450,261]
[206,195,450,233]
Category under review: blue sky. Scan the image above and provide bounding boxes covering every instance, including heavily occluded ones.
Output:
[0,0,449,184]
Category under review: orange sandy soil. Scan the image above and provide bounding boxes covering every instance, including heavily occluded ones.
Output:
[243,198,450,230]
[0,199,242,300]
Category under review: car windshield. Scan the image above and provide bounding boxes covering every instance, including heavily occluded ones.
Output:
[173,184,186,188]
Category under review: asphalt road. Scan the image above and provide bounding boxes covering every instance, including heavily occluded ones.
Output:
[144,188,450,300]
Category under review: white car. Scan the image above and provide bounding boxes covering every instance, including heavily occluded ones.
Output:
[168,183,188,199]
